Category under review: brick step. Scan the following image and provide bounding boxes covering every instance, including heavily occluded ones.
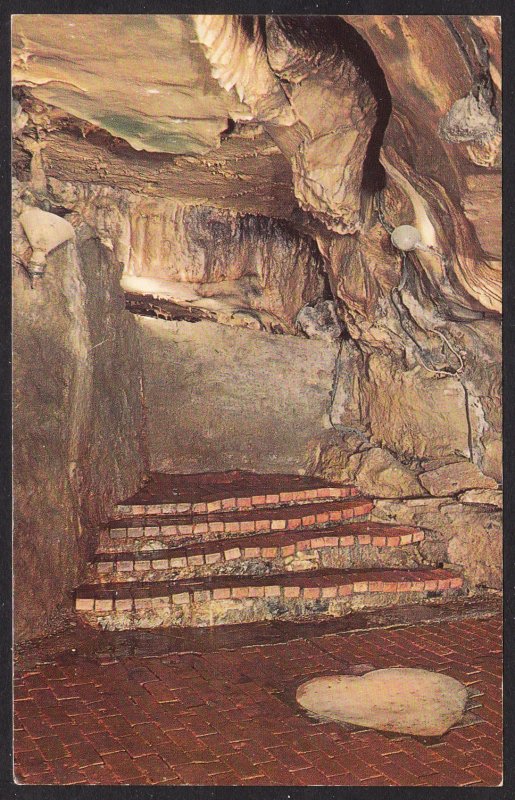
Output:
[115,485,359,518]
[91,522,424,582]
[106,497,375,545]
[114,470,359,518]
[75,567,464,629]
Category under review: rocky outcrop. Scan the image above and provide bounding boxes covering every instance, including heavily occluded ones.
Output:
[195,15,379,234]
[419,461,497,497]
[192,13,502,509]
[371,497,502,590]
[13,194,148,641]
[12,15,251,154]
[43,179,326,335]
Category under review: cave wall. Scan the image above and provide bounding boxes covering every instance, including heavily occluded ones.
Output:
[138,316,337,474]
[13,221,148,642]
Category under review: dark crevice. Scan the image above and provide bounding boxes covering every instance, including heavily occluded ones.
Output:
[269,16,392,195]
[335,20,392,195]
[240,15,257,41]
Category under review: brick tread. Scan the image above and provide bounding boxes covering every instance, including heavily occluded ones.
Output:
[94,522,424,568]
[109,497,373,534]
[117,488,358,517]
[121,470,357,508]
[75,567,463,611]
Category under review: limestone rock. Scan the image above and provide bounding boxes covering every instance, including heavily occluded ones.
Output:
[330,340,367,434]
[296,300,342,342]
[344,14,501,313]
[363,353,470,461]
[372,498,502,590]
[446,502,502,590]
[420,461,498,497]
[349,447,424,499]
[13,15,251,155]
[296,668,468,736]
[459,488,502,508]
[50,181,325,333]
[13,230,147,642]
[137,316,337,474]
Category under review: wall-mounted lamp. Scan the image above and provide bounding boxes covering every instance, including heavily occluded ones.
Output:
[18,206,75,287]
[391,223,449,273]
[390,224,422,252]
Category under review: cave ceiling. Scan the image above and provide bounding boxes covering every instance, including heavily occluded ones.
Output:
[12,13,501,320]
[12,14,296,219]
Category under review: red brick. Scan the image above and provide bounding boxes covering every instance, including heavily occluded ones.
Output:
[67,741,104,768]
[467,762,502,785]
[266,745,310,770]
[232,586,250,599]
[103,750,144,780]
[223,751,267,779]
[260,758,295,783]
[15,750,51,777]
[132,754,178,782]
[118,731,154,758]
[174,761,221,783]
[35,734,68,762]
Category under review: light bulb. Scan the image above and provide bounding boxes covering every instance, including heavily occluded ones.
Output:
[391,225,422,252]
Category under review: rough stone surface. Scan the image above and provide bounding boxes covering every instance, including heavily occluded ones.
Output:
[347,447,424,499]
[363,354,470,461]
[138,316,337,474]
[13,221,147,642]
[372,498,502,590]
[296,300,343,342]
[46,180,325,334]
[459,488,502,508]
[12,15,250,154]
[296,668,468,736]
[419,461,498,497]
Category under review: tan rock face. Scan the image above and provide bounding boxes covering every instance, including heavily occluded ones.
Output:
[44,180,325,333]
[372,498,502,590]
[12,15,250,154]
[419,461,498,497]
[13,223,147,642]
[459,489,502,508]
[363,354,470,461]
[196,15,379,234]
[347,447,424,499]
[137,317,337,475]
[296,668,468,736]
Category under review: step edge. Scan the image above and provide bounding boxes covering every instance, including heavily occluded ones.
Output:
[116,485,360,515]
[107,497,375,532]
[75,567,464,600]
[92,526,425,565]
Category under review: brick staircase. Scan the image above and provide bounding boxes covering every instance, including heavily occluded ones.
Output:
[74,471,464,630]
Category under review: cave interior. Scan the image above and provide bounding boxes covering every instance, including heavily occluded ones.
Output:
[12,14,501,641]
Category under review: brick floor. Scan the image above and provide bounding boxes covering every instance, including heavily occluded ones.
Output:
[13,609,502,786]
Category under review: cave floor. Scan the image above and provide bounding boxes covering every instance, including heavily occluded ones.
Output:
[14,596,502,787]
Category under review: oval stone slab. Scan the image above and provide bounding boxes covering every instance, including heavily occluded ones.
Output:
[296,668,467,737]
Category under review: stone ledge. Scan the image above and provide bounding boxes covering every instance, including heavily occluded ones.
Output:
[108,498,375,542]
[93,523,424,579]
[75,567,463,615]
[113,484,360,518]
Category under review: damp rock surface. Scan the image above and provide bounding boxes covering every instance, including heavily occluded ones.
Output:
[296,667,468,737]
